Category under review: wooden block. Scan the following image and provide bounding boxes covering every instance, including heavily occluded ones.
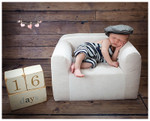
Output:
[24,65,45,90]
[4,68,27,94]
[4,65,47,110]
[8,86,47,110]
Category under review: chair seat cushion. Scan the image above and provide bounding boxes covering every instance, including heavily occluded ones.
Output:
[69,63,126,100]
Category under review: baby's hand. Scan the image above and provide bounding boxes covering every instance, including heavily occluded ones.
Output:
[110,61,119,68]
[116,44,123,51]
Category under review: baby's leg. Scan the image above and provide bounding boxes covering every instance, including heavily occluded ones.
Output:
[74,53,86,77]
[71,62,92,73]
[81,62,92,69]
[71,63,75,73]
[71,62,92,74]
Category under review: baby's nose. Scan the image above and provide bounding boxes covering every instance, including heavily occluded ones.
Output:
[115,39,119,43]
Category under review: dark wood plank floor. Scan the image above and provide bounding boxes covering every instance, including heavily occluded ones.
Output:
[2,86,148,119]
[2,85,148,119]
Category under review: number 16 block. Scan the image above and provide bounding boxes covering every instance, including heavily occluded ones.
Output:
[4,65,47,110]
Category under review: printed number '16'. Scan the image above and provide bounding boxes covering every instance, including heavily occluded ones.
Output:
[13,75,40,91]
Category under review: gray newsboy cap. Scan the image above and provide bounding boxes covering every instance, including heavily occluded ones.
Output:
[104,24,133,36]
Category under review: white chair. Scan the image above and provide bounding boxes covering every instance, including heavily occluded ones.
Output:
[51,33,141,101]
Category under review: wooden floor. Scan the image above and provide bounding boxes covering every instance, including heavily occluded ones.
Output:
[2,59,148,119]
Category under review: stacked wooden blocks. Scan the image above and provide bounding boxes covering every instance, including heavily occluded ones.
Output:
[4,65,47,110]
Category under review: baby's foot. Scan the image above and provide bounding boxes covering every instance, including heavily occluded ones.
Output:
[74,69,84,77]
[71,63,75,73]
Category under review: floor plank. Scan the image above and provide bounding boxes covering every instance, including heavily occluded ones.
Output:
[139,77,148,98]
[2,114,148,119]
[143,99,148,109]
[2,87,148,117]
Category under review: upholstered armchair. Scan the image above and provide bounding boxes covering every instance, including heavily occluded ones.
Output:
[51,33,141,101]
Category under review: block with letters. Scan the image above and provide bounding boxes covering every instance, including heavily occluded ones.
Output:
[4,65,47,110]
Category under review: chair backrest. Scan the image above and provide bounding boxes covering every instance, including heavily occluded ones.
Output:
[60,33,108,50]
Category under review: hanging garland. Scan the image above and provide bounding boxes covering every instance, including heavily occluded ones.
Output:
[17,20,42,29]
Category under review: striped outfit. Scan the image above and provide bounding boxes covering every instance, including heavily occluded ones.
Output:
[74,42,114,68]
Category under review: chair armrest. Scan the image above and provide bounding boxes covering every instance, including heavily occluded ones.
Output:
[118,42,141,73]
[118,42,142,98]
[51,40,72,101]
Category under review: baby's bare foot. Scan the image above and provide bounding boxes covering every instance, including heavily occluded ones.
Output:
[71,63,75,73]
[74,69,84,77]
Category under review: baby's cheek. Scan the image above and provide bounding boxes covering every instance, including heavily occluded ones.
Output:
[121,43,124,47]
[121,42,125,46]
[118,43,122,46]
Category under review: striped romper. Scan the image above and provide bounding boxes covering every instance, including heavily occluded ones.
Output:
[74,42,114,68]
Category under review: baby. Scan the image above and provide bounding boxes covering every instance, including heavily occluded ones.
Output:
[71,25,133,77]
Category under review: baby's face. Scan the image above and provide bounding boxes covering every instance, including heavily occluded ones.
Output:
[109,33,129,48]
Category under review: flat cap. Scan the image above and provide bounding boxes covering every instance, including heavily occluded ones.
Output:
[104,24,133,36]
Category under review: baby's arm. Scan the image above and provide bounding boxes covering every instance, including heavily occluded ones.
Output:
[112,44,123,61]
[112,49,119,61]
[101,39,119,67]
